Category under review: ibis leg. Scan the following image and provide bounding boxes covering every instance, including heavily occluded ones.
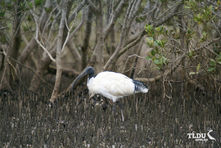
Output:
[112,103,116,113]
[116,101,124,122]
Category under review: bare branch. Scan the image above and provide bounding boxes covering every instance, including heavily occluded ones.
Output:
[104,0,126,39]
[39,0,52,31]
[35,28,56,62]
[69,12,85,39]
[87,0,99,13]
[50,2,67,103]
[0,26,7,30]
[65,10,86,63]
[21,28,28,45]
[118,31,145,58]
[42,5,59,33]
[68,0,87,23]
[3,50,52,88]
[117,0,184,60]
[135,53,185,83]
[61,18,71,53]
[153,1,183,27]
[48,10,61,39]
[18,38,37,65]
[104,0,142,70]
[135,37,221,83]
[31,10,56,62]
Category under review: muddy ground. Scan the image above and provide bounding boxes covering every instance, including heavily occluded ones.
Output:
[0,79,220,148]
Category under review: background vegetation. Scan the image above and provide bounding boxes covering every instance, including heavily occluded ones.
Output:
[0,0,220,147]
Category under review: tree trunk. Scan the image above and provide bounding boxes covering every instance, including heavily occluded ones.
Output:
[81,7,92,69]
[90,1,104,73]
[17,38,37,69]
[50,2,67,102]
[0,0,22,90]
[29,51,55,91]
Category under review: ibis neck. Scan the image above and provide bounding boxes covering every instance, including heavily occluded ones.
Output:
[88,73,94,79]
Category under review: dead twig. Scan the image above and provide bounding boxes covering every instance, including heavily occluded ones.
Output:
[32,10,56,62]
[0,49,52,88]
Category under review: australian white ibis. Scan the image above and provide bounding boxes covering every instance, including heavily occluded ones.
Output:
[71,66,148,103]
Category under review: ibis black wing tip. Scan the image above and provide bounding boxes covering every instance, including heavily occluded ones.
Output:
[132,79,149,93]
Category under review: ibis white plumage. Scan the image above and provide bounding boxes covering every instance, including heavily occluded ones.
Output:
[71,66,148,103]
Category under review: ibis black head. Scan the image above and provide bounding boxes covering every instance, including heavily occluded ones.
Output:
[71,66,95,90]
[85,66,95,79]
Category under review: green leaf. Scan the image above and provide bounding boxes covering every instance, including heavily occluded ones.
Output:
[146,37,154,47]
[215,52,221,64]
[161,56,168,64]
[194,13,203,23]
[145,24,154,36]
[186,28,194,39]
[155,40,161,47]
[200,32,207,42]
[154,41,158,47]
[155,26,164,33]
[202,5,213,20]
[151,49,156,56]
[207,67,215,72]
[28,1,33,9]
[145,24,153,32]
[155,39,166,48]
[0,10,5,17]
[209,59,216,67]
[184,5,191,9]
[35,0,43,6]
[45,7,52,13]
[188,50,194,57]
[154,59,161,65]
[146,55,152,61]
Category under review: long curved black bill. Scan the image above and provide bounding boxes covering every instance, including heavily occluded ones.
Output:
[69,66,94,91]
